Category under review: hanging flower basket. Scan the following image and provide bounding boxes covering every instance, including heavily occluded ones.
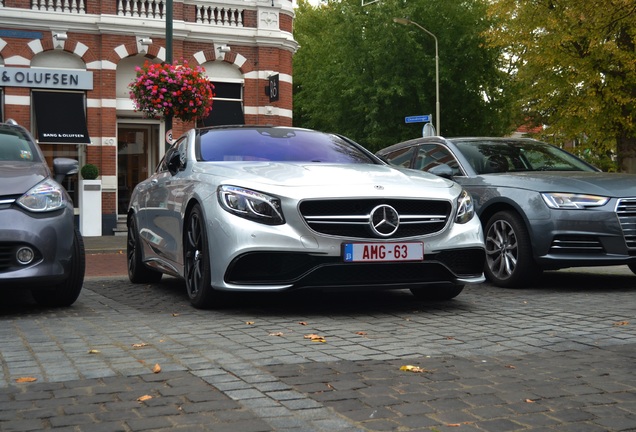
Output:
[129,60,215,123]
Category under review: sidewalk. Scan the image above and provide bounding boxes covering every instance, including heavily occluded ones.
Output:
[84,235,128,278]
[84,235,127,255]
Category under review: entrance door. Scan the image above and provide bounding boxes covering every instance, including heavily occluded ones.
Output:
[117,124,159,214]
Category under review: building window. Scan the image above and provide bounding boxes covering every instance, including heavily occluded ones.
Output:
[199,82,244,127]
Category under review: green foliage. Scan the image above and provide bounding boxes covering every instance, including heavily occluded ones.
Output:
[293,0,514,151]
[80,163,99,180]
[485,0,635,171]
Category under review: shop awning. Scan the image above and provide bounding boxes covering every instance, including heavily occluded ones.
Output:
[32,91,91,144]
[200,100,245,127]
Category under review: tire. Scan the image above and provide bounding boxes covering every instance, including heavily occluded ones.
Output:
[484,210,538,288]
[32,228,86,307]
[628,263,636,275]
[184,205,217,309]
[127,215,162,283]
[410,284,464,301]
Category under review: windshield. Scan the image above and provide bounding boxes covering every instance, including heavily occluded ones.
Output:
[454,140,597,175]
[0,128,38,162]
[198,128,377,164]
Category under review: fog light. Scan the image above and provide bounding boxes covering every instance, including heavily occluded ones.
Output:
[16,247,35,265]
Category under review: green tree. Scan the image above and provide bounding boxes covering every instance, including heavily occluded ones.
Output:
[293,0,513,151]
[486,0,636,172]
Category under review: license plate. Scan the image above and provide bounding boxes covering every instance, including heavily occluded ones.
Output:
[343,242,424,262]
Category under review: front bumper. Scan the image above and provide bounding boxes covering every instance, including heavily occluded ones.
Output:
[224,247,486,290]
[0,206,76,285]
[208,206,486,291]
[530,204,636,269]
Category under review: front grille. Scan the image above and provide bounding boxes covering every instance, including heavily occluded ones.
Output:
[434,248,485,275]
[549,236,604,254]
[617,198,636,249]
[299,199,451,239]
[0,243,14,270]
[0,196,18,210]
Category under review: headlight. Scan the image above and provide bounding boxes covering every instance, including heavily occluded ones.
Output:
[17,179,67,212]
[218,185,285,225]
[455,189,475,224]
[541,193,609,209]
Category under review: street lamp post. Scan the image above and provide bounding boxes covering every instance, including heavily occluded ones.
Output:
[393,18,440,136]
[165,0,173,150]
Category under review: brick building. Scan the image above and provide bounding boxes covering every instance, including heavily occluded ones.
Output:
[0,0,297,235]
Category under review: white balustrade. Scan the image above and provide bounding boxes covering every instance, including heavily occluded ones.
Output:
[31,0,86,14]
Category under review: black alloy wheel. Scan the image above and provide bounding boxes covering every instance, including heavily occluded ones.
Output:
[184,204,216,308]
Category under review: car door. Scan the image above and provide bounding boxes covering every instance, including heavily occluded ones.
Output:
[140,137,188,266]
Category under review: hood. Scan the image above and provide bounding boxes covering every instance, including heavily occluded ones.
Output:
[478,171,636,197]
[195,162,457,198]
[0,161,50,196]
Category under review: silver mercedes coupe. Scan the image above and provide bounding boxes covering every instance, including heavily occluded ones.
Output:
[127,126,485,308]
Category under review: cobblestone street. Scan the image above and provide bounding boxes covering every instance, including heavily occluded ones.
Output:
[1,255,635,431]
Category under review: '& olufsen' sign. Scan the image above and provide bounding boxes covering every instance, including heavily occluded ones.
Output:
[0,67,93,90]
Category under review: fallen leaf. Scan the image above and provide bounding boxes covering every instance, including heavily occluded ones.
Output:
[400,365,429,373]
[355,331,367,336]
[505,365,516,369]
[172,313,179,317]
[446,424,461,427]
[132,343,148,348]
[269,332,284,337]
[152,364,161,373]
[304,334,326,342]
[88,349,101,354]
[246,321,255,325]
[298,321,308,326]
[613,321,629,326]
[525,398,535,403]
[445,336,455,340]
[137,395,153,402]
[15,377,37,383]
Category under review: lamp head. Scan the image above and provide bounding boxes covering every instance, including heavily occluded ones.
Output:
[393,18,411,26]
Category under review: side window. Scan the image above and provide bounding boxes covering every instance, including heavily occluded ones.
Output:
[416,144,462,175]
[383,147,415,168]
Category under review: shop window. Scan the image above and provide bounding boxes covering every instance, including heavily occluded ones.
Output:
[32,90,91,209]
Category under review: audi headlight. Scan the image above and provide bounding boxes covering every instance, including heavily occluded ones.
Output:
[541,193,609,209]
[17,179,67,212]
[218,185,285,225]
[455,189,475,224]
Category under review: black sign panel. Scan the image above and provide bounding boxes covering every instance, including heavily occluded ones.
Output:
[33,91,91,144]
[268,74,279,103]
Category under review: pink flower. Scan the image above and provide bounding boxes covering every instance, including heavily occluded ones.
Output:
[129,60,215,122]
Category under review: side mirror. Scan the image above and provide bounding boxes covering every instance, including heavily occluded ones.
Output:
[53,158,79,183]
[167,150,184,175]
[428,163,454,179]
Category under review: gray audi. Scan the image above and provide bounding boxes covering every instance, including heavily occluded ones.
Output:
[378,136,636,287]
